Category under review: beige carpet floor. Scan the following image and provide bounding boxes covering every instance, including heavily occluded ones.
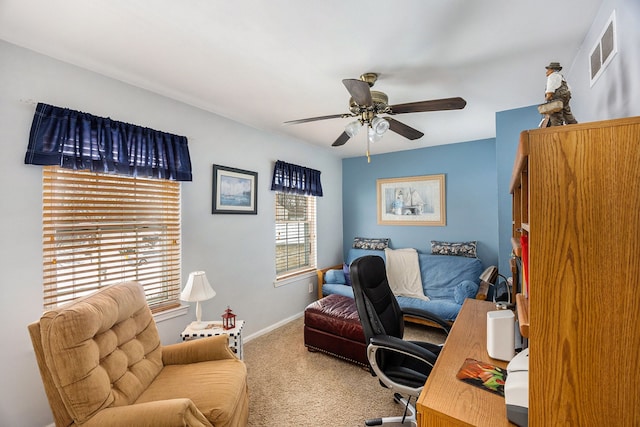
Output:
[243,316,447,426]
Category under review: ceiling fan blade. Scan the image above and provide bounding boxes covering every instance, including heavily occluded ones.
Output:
[284,113,350,125]
[388,97,467,114]
[386,118,424,140]
[332,131,351,147]
[342,79,372,107]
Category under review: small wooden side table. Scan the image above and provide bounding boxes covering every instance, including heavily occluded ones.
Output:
[180,320,245,360]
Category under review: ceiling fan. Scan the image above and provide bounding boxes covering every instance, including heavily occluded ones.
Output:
[284,72,467,148]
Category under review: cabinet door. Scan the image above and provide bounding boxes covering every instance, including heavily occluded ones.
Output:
[528,118,640,426]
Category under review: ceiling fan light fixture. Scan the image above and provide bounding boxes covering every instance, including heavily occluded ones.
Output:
[284,73,465,152]
[368,126,383,143]
[371,116,390,136]
[344,120,362,138]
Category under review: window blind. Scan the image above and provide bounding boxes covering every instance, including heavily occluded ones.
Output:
[42,166,181,312]
[275,193,317,278]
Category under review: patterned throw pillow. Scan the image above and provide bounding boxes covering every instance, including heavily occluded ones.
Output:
[352,237,390,250]
[431,240,478,258]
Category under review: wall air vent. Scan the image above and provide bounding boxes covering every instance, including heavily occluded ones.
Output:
[589,10,617,86]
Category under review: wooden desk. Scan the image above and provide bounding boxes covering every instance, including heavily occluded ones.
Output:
[416,299,516,426]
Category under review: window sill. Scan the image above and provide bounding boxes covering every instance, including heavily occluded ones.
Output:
[153,304,189,323]
[274,270,316,287]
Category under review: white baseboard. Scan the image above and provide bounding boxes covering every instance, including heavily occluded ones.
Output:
[243,311,303,343]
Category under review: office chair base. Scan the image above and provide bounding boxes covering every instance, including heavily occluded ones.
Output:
[364,393,417,426]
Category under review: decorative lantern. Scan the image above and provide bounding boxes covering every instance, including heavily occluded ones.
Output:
[222,306,236,330]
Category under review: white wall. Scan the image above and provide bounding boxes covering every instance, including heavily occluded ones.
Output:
[496,0,640,277]
[0,40,343,426]
[567,0,640,121]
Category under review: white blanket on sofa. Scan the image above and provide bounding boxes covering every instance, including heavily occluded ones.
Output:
[384,248,429,301]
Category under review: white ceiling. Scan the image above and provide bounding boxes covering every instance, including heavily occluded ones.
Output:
[0,0,602,158]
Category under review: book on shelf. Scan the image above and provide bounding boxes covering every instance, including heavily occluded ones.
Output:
[520,235,529,296]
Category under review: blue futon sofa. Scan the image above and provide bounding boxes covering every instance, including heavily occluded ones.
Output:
[317,248,488,322]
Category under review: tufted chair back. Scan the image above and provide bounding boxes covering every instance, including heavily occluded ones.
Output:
[29,282,163,426]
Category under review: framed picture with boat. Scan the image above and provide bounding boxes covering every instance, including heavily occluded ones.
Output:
[377,174,445,226]
[212,164,258,214]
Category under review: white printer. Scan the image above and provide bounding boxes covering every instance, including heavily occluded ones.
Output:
[505,348,528,426]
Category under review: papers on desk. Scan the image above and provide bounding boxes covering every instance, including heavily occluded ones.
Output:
[456,358,507,397]
[204,322,223,330]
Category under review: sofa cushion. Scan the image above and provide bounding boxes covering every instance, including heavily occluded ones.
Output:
[324,268,346,285]
[454,280,480,304]
[136,359,248,426]
[346,248,386,265]
[384,248,429,301]
[322,282,355,298]
[418,253,483,300]
[396,296,464,321]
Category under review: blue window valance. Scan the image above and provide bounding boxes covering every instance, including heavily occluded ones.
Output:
[270,160,323,197]
[24,103,192,181]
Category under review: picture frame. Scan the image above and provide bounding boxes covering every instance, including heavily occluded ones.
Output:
[377,174,446,226]
[212,164,258,214]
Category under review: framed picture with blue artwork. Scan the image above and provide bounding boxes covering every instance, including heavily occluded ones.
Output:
[377,174,446,226]
[212,164,258,214]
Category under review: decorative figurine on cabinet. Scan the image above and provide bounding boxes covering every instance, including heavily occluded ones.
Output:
[222,306,236,330]
[538,61,578,127]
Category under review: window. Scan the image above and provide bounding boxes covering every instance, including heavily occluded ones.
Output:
[275,193,317,279]
[42,166,181,312]
[270,159,322,282]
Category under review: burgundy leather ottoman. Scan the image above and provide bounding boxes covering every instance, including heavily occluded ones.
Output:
[303,294,368,367]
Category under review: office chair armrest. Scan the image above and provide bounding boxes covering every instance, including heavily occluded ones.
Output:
[367,335,439,397]
[369,335,439,367]
[401,307,451,334]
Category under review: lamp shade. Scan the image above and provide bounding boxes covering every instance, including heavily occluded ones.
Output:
[368,126,383,143]
[345,120,362,138]
[371,116,390,135]
[180,271,216,302]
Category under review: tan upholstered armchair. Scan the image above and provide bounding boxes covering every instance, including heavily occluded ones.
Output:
[28,282,249,427]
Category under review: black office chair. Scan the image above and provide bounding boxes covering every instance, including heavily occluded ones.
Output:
[350,255,451,427]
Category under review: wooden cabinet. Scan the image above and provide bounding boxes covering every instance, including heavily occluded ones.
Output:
[510,132,530,339]
[510,117,640,426]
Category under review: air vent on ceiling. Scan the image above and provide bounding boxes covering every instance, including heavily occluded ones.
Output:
[589,10,617,86]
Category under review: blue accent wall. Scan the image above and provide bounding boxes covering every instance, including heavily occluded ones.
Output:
[342,138,498,267]
[495,106,541,274]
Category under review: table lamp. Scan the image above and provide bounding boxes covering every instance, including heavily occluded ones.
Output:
[180,271,216,330]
